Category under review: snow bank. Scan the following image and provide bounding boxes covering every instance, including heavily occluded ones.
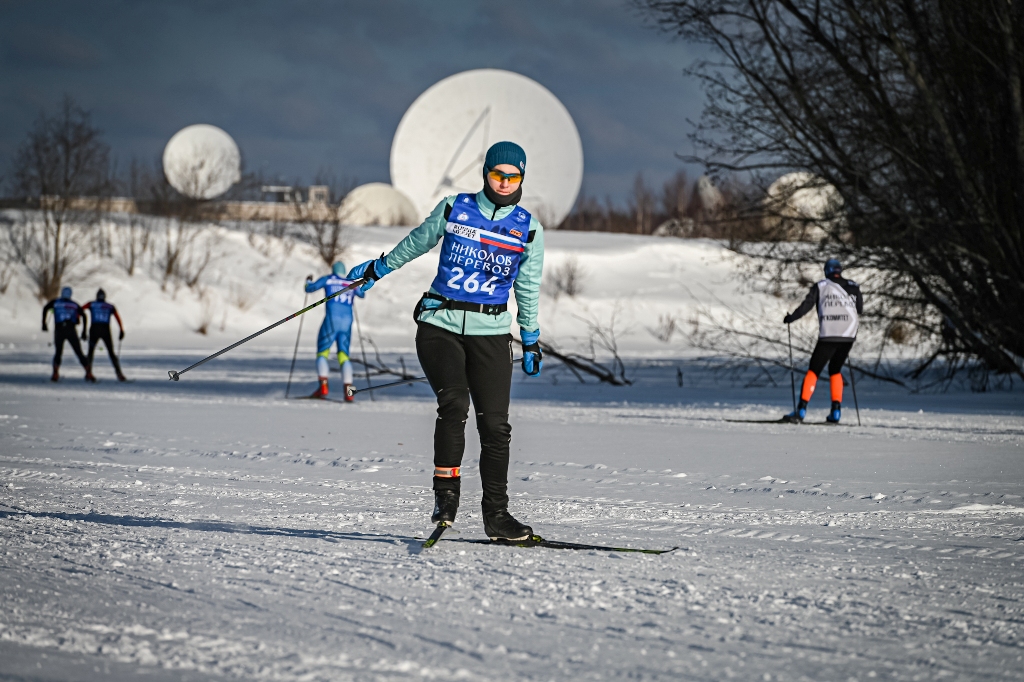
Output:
[0,216,782,356]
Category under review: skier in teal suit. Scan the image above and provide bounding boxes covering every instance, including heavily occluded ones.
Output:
[347,141,545,541]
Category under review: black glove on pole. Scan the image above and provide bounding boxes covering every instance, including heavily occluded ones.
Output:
[168,278,367,381]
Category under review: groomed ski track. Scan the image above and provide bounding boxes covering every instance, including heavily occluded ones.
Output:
[2,227,1022,680]
[1,356,1022,681]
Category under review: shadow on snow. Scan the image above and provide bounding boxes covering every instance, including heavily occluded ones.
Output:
[0,508,435,553]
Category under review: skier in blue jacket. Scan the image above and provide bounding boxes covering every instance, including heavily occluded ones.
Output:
[83,289,127,382]
[305,262,365,401]
[41,287,90,382]
[347,141,544,541]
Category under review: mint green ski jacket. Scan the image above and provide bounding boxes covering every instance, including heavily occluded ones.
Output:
[382,191,544,336]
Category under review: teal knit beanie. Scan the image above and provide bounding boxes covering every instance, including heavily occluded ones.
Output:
[484,141,526,176]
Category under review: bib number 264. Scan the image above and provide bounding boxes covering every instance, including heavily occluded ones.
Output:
[446,267,498,294]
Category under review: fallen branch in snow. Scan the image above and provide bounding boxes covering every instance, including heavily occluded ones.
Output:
[689,297,909,389]
[349,337,420,380]
[516,339,631,386]
[573,306,633,386]
[717,326,908,388]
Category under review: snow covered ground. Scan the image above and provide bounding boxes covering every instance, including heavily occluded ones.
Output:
[2,222,1023,680]
[0,218,775,356]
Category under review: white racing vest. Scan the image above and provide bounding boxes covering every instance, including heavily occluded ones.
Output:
[816,279,859,339]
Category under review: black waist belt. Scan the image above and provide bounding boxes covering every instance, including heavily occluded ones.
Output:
[422,292,507,316]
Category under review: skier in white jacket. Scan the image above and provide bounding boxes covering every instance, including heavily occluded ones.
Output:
[783,258,863,424]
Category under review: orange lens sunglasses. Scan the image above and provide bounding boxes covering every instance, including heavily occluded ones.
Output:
[487,169,523,184]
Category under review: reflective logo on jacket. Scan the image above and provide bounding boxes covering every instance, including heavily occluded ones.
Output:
[817,279,858,339]
[322,275,357,315]
[430,193,530,305]
[53,299,80,324]
[87,301,115,324]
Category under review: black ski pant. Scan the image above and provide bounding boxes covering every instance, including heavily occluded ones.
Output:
[53,322,88,369]
[87,323,123,376]
[415,321,513,513]
[808,339,854,377]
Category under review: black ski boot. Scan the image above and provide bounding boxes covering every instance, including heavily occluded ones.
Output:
[483,509,533,541]
[782,399,808,423]
[431,489,459,524]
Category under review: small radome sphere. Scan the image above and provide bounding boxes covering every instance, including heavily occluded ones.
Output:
[764,172,842,239]
[162,124,241,200]
[338,183,419,226]
[765,172,841,221]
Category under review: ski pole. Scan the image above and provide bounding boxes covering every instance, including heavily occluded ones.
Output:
[284,285,310,399]
[345,376,429,398]
[849,364,862,426]
[352,304,374,401]
[787,323,796,411]
[168,278,367,381]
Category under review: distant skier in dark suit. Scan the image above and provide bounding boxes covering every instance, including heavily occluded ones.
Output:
[41,287,89,382]
[83,289,126,382]
[783,258,863,424]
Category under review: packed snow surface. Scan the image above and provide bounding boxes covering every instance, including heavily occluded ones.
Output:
[2,224,1023,680]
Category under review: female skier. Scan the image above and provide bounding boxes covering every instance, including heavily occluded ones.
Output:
[347,141,544,541]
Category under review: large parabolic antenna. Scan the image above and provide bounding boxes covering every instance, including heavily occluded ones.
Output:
[390,69,583,226]
[162,124,241,200]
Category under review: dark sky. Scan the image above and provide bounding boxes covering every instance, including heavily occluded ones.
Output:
[0,0,707,203]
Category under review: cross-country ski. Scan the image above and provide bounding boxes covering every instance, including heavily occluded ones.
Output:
[438,534,678,554]
[421,521,451,548]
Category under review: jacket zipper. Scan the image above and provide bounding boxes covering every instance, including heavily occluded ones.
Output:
[467,203,497,334]
[457,200,502,335]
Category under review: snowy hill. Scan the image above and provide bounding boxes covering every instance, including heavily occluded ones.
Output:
[0,217,782,358]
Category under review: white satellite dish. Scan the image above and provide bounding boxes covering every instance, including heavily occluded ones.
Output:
[339,183,419,226]
[390,69,583,227]
[162,124,241,200]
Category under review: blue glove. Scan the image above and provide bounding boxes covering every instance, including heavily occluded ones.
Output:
[520,328,542,377]
[347,253,392,292]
